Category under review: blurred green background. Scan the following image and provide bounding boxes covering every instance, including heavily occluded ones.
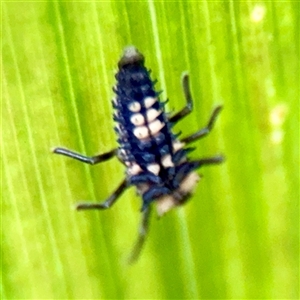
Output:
[2,1,299,299]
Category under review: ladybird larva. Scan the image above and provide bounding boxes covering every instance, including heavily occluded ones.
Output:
[53,46,224,262]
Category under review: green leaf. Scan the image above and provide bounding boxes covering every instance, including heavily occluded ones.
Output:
[2,1,299,299]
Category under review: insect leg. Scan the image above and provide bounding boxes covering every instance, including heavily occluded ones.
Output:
[53,147,117,165]
[180,105,223,144]
[128,205,152,264]
[192,156,225,167]
[76,178,128,210]
[168,73,193,123]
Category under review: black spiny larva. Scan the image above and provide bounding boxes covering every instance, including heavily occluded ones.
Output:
[53,46,224,261]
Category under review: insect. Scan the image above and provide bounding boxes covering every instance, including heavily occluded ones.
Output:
[53,46,224,262]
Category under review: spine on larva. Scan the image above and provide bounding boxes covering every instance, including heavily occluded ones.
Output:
[113,46,198,213]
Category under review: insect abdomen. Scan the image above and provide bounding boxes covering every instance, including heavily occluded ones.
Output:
[113,47,186,210]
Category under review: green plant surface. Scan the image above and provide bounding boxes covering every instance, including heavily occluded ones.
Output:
[2,1,299,299]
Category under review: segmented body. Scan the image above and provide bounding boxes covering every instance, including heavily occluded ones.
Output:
[114,47,199,213]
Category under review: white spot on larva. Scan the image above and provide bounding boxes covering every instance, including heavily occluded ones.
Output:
[161,154,173,167]
[133,126,149,139]
[156,173,200,216]
[146,108,161,122]
[149,119,164,135]
[144,97,157,108]
[127,163,142,176]
[128,101,141,112]
[179,172,200,194]
[133,120,164,140]
[112,97,117,105]
[147,163,160,175]
[173,141,185,151]
[156,195,176,217]
[130,113,145,126]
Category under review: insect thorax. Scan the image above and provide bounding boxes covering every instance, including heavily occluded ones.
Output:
[113,47,199,214]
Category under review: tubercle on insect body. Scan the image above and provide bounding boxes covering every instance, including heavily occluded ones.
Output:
[114,46,203,214]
